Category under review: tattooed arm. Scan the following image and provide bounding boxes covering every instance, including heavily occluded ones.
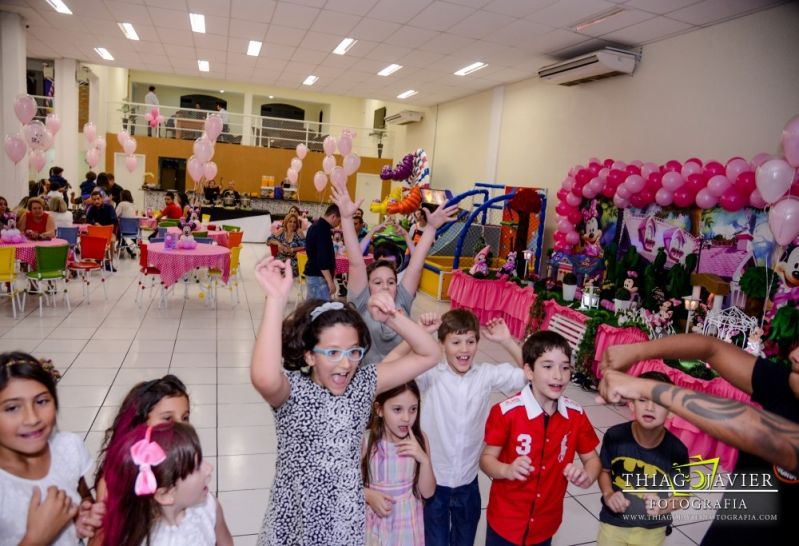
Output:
[598,371,799,473]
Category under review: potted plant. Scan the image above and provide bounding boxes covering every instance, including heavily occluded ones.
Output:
[614,287,632,312]
[739,266,778,317]
[562,272,578,302]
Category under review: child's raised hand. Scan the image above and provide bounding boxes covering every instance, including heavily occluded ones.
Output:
[367,291,397,323]
[364,488,394,518]
[330,177,363,219]
[418,312,442,334]
[563,463,592,488]
[482,317,511,342]
[603,490,631,514]
[504,456,533,480]
[425,204,459,229]
[254,257,293,299]
[75,499,105,539]
[24,486,78,545]
[395,434,429,464]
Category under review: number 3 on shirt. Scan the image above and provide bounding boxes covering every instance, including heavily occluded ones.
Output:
[516,433,532,456]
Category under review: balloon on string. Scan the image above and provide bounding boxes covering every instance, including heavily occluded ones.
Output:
[117,130,129,146]
[83,122,97,143]
[123,137,137,155]
[768,196,799,246]
[85,148,100,169]
[4,134,26,164]
[756,158,795,204]
[14,94,37,125]
[23,121,47,150]
[193,136,214,163]
[287,168,298,184]
[95,136,107,153]
[39,130,54,151]
[296,143,308,160]
[187,156,204,182]
[782,114,799,168]
[313,171,327,192]
[204,114,223,141]
[203,161,218,181]
[330,166,347,186]
[45,113,61,136]
[343,153,361,176]
[30,149,46,173]
[322,155,336,175]
[323,136,336,156]
[749,189,767,209]
[125,154,138,173]
[290,157,302,172]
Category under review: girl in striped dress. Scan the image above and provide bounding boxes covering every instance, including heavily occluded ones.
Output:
[362,381,435,546]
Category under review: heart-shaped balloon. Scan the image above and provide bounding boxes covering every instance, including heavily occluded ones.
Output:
[125,154,138,173]
[193,136,214,163]
[337,134,353,156]
[313,171,327,192]
[296,143,308,159]
[117,130,129,146]
[291,157,302,173]
[85,148,100,169]
[331,166,346,187]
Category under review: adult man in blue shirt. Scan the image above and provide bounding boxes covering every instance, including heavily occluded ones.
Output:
[303,204,340,301]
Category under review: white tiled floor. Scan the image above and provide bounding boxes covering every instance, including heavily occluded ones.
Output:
[3,243,713,545]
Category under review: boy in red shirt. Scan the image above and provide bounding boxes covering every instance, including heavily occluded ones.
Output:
[481,331,601,546]
[160,191,183,219]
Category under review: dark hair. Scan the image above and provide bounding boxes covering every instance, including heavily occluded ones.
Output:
[121,190,134,203]
[91,190,103,197]
[362,381,427,497]
[282,299,371,372]
[95,375,189,485]
[177,192,189,207]
[165,191,175,200]
[437,309,480,342]
[107,173,115,182]
[96,172,110,190]
[638,371,673,384]
[85,171,97,181]
[0,352,59,410]
[522,331,572,369]
[101,422,202,546]
[324,204,340,217]
[366,259,398,283]
[148,85,155,92]
[49,166,63,176]
[0,196,7,208]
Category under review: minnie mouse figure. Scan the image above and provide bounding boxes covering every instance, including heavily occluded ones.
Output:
[624,271,640,306]
[581,200,603,258]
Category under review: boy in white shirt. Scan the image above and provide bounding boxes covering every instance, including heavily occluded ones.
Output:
[387,309,526,546]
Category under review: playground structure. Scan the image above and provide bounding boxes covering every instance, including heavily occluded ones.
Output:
[418,183,547,300]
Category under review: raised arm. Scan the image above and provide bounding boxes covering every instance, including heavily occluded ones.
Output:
[598,371,799,473]
[382,312,441,363]
[481,317,523,367]
[330,178,367,294]
[400,204,458,295]
[371,293,440,394]
[250,258,294,407]
[600,334,757,394]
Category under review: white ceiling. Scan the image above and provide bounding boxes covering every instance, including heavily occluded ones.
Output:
[4,0,787,106]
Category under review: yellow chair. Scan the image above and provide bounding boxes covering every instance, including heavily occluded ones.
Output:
[201,214,211,224]
[209,245,242,305]
[295,251,307,303]
[0,246,21,318]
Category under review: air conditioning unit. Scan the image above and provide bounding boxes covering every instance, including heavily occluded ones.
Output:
[538,47,638,86]
[384,110,423,125]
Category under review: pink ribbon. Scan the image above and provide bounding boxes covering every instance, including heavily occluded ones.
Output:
[130,426,166,496]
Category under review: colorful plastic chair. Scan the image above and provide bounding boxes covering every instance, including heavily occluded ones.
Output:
[23,245,70,316]
[209,245,242,304]
[117,217,141,259]
[221,224,241,232]
[68,235,108,303]
[0,246,22,318]
[136,242,166,307]
[224,231,243,248]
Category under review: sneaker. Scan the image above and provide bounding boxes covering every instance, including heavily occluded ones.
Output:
[103,263,117,272]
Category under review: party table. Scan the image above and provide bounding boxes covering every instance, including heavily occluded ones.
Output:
[146,242,230,288]
[335,254,374,275]
[166,226,229,246]
[139,217,157,230]
[0,238,70,267]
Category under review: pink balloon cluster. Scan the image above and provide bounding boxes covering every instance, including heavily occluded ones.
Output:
[144,107,165,130]
[115,130,138,173]
[85,122,107,171]
[3,95,61,174]
[312,130,360,193]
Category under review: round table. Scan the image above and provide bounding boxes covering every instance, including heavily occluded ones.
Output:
[0,238,70,267]
[335,254,374,275]
[146,242,230,287]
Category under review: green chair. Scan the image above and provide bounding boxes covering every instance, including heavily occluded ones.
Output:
[193,231,208,237]
[158,220,180,228]
[23,245,71,316]
[221,224,241,232]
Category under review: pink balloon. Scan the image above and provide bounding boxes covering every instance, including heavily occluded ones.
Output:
[45,113,61,136]
[782,114,799,168]
[95,136,107,153]
[313,171,327,192]
[343,153,361,176]
[39,130,53,151]
[624,174,645,193]
[707,175,730,197]
[719,189,746,212]
[750,189,767,209]
[752,152,775,168]
[157,115,165,124]
[203,161,218,181]
[4,134,26,165]
[685,157,703,167]
[565,231,580,245]
[695,188,718,209]
[192,136,214,163]
[735,171,756,194]
[664,160,682,173]
[337,134,353,157]
[323,136,336,156]
[725,158,751,181]
[756,158,795,204]
[641,162,659,178]
[330,166,347,187]
[125,154,138,173]
[681,161,702,178]
[296,143,308,160]
[556,219,572,232]
[30,149,46,173]
[582,184,599,199]
[611,161,627,171]
[613,194,629,209]
[85,148,100,169]
[83,122,97,143]
[616,185,632,199]
[187,156,204,182]
[655,188,674,207]
[291,157,302,173]
[14,94,36,125]
[117,130,129,146]
[23,121,47,150]
[123,137,137,155]
[204,114,223,140]
[322,155,336,175]
[565,192,581,207]
[149,108,160,130]
[662,172,684,191]
[287,168,298,184]
[673,187,694,208]
[562,176,575,192]
[768,196,799,246]
[703,161,725,178]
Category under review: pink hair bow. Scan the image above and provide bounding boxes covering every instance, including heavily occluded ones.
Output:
[130,426,166,496]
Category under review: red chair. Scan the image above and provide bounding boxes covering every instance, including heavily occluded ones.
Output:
[68,235,108,303]
[224,231,243,249]
[136,242,166,307]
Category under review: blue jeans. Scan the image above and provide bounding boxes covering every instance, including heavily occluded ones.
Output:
[424,477,481,546]
[486,525,552,546]
[305,275,330,301]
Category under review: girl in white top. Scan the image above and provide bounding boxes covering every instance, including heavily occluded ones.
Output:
[115,190,137,218]
[47,195,74,228]
[0,352,104,546]
[99,421,232,546]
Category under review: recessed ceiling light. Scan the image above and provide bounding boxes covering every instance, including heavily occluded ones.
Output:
[573,8,625,31]
[117,22,139,41]
[247,40,262,57]
[189,13,206,33]
[268,95,274,99]
[303,75,319,86]
[198,59,210,72]
[454,62,487,76]
[397,90,417,99]
[378,64,403,77]
[332,38,357,55]
[94,47,114,61]
[46,0,72,15]
[219,90,225,93]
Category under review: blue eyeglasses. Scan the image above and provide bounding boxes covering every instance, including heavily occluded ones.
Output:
[312,347,366,362]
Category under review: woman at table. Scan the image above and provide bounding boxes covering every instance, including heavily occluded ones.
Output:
[331,178,457,363]
[0,196,9,227]
[268,212,305,276]
[47,196,73,229]
[115,190,137,218]
[17,197,56,240]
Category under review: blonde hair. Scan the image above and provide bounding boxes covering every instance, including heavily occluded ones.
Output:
[27,197,46,211]
[49,196,68,213]
[283,212,300,232]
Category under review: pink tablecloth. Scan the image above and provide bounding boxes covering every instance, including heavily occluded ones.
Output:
[539,299,589,331]
[335,254,374,275]
[0,238,70,267]
[139,218,156,229]
[447,270,536,339]
[147,243,230,287]
[208,230,228,246]
[591,324,650,376]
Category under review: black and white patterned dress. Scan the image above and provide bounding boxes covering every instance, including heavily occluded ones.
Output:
[258,363,378,546]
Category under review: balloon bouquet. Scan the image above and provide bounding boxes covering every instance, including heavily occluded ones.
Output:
[4,94,61,176]
[308,129,361,197]
[371,148,429,214]
[183,114,224,205]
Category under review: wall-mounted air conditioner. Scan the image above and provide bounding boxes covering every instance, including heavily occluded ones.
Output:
[384,110,423,125]
[538,47,638,86]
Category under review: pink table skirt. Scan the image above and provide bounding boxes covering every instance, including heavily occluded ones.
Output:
[591,324,650,376]
[539,299,589,331]
[207,230,228,246]
[447,270,536,339]
[147,243,230,287]
[139,218,156,229]
[335,254,374,275]
[0,238,70,267]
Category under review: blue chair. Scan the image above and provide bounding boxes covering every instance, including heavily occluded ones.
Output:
[194,237,213,245]
[149,237,165,244]
[117,217,140,259]
[56,226,79,248]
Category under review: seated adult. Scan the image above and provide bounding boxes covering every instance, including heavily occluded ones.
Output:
[115,190,136,219]
[86,190,118,270]
[160,191,183,220]
[220,182,240,206]
[0,196,9,227]
[48,196,73,229]
[18,197,56,240]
